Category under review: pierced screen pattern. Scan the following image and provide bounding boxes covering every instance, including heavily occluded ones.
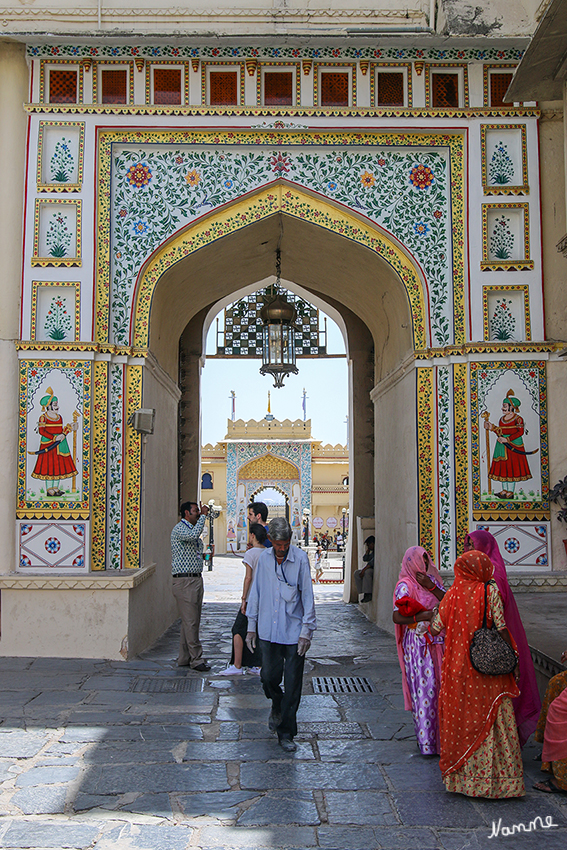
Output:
[49,70,78,104]
[216,290,325,358]
[432,73,459,108]
[210,71,238,105]
[320,72,349,107]
[264,72,293,105]
[101,69,128,104]
[377,72,405,107]
[490,72,513,107]
[154,68,182,105]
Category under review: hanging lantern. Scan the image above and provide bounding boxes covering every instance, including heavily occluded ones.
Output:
[259,249,299,388]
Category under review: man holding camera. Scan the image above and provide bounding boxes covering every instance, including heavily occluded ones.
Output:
[171,501,211,671]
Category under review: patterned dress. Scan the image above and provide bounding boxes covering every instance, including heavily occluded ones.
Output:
[535,670,567,790]
[394,580,444,755]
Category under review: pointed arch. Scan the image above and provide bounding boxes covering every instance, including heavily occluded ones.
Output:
[130,182,430,351]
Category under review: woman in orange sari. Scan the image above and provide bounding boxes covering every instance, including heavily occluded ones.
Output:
[430,550,525,798]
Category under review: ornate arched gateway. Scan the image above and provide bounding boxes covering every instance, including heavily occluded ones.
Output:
[12,104,555,658]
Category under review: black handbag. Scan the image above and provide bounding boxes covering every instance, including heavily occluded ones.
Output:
[469,581,517,676]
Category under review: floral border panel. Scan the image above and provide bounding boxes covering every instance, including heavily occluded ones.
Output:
[18,519,89,573]
[30,281,80,342]
[92,360,109,570]
[453,362,469,554]
[473,521,550,568]
[37,121,85,192]
[124,364,143,569]
[417,366,435,556]
[470,360,549,521]
[107,362,125,570]
[28,45,525,63]
[32,199,82,268]
[480,124,528,196]
[482,284,531,342]
[17,358,91,519]
[436,366,454,571]
[481,202,533,271]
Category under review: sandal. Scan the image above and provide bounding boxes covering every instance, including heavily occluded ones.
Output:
[533,778,567,794]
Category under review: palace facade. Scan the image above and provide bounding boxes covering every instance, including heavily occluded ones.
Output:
[0,1,566,658]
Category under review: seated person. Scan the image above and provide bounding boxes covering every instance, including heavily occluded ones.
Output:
[354,535,375,602]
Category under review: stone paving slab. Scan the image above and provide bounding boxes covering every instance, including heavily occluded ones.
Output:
[0,564,563,850]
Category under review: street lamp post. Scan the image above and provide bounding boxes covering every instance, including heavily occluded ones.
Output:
[206,499,222,570]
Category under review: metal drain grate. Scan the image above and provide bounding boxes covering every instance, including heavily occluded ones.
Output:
[129,677,204,694]
[312,676,375,694]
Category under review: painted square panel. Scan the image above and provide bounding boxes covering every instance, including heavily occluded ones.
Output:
[18,520,89,573]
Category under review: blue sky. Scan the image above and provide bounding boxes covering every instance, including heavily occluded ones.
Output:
[201,309,348,447]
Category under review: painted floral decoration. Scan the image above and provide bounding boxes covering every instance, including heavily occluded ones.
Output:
[360,171,375,187]
[44,295,73,341]
[409,164,435,190]
[414,222,430,236]
[489,141,514,185]
[45,537,61,554]
[132,220,149,236]
[489,297,516,341]
[49,138,74,183]
[270,153,291,175]
[185,169,201,186]
[490,215,514,260]
[45,212,72,258]
[127,163,152,188]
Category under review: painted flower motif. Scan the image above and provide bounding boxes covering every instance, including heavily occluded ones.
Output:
[45,537,61,554]
[327,180,338,192]
[360,171,375,188]
[224,179,234,189]
[132,220,149,236]
[126,162,152,188]
[185,169,201,187]
[377,158,386,167]
[72,555,85,567]
[414,222,430,237]
[270,152,291,174]
[433,209,442,219]
[118,208,127,218]
[175,156,184,165]
[409,164,434,190]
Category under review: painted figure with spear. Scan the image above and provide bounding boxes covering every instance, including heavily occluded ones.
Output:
[482,388,538,500]
[29,387,80,498]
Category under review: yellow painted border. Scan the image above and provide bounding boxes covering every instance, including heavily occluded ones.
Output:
[124,364,143,569]
[417,366,435,555]
[30,280,80,341]
[91,360,108,569]
[453,362,469,555]
[482,284,531,341]
[37,120,85,192]
[32,198,82,268]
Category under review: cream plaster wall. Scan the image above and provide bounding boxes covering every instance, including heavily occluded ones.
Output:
[547,358,567,572]
[370,364,418,634]
[0,588,130,658]
[0,42,27,577]
[539,105,567,342]
[139,357,181,644]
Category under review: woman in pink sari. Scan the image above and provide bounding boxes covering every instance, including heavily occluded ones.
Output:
[534,648,567,793]
[393,546,445,755]
[465,529,541,746]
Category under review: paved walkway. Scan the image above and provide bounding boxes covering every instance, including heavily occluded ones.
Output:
[0,556,566,850]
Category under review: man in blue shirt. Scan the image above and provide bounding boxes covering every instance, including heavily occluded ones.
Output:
[246,517,316,752]
[170,501,211,672]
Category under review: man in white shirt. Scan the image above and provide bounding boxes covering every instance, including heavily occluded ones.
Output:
[246,517,317,753]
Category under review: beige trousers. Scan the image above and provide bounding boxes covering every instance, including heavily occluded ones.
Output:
[172,574,204,667]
